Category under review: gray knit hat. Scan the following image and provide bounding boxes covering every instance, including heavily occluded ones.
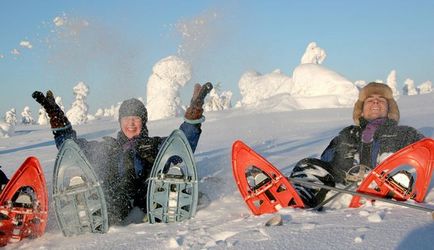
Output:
[118,98,148,123]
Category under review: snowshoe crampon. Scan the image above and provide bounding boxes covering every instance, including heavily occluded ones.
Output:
[350,138,434,208]
[147,129,198,224]
[0,157,48,247]
[232,140,304,215]
[53,139,108,236]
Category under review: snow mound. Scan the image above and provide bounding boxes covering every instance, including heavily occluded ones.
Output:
[292,63,358,106]
[238,69,293,106]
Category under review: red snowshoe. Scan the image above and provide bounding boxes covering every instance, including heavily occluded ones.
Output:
[350,138,434,207]
[0,157,48,247]
[232,140,304,215]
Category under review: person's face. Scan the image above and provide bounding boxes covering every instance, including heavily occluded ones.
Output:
[120,116,143,139]
[362,94,389,121]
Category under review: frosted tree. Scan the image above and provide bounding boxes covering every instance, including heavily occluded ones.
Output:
[4,108,17,125]
[0,121,14,138]
[402,78,418,96]
[354,80,367,90]
[38,107,49,125]
[418,80,433,94]
[94,108,104,119]
[55,96,65,111]
[101,103,121,119]
[104,105,116,117]
[300,42,327,64]
[21,106,35,124]
[204,83,233,111]
[146,56,192,121]
[66,81,89,125]
[386,70,399,97]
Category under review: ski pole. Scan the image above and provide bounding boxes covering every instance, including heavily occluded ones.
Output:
[313,182,358,211]
[288,177,434,217]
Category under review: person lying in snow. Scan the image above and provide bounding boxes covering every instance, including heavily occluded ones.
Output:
[32,83,211,225]
[289,82,425,207]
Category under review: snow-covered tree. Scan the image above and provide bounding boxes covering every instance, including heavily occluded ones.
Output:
[418,80,433,94]
[146,56,192,121]
[300,42,327,64]
[55,96,65,111]
[94,108,104,119]
[354,80,367,90]
[402,78,418,96]
[4,108,17,125]
[104,105,115,117]
[21,106,35,124]
[66,81,89,125]
[386,70,399,97]
[0,121,14,138]
[87,114,96,121]
[38,107,49,125]
[204,83,233,111]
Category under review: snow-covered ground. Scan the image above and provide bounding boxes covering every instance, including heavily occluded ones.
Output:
[1,92,434,250]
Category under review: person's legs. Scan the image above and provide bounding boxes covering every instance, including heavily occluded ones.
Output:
[289,158,335,207]
[0,168,9,192]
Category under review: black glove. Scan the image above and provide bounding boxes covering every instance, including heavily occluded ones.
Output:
[32,90,70,129]
[184,82,213,121]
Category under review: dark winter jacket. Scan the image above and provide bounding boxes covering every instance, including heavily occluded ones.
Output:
[320,118,424,184]
[53,122,201,225]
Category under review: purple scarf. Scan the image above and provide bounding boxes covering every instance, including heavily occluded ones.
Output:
[362,118,386,143]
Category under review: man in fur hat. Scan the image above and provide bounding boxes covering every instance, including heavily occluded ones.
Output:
[289,82,425,208]
[32,83,212,225]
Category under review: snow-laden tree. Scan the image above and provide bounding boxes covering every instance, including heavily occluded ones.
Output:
[300,42,327,64]
[354,80,367,90]
[418,80,433,94]
[55,96,65,111]
[402,78,418,96]
[104,105,116,117]
[146,56,192,121]
[21,106,35,124]
[0,121,14,138]
[386,70,399,97]
[38,107,49,125]
[94,108,104,119]
[4,108,17,125]
[66,81,89,125]
[204,83,233,111]
[100,103,121,119]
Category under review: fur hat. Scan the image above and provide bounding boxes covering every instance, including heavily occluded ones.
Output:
[353,82,399,125]
[118,98,148,123]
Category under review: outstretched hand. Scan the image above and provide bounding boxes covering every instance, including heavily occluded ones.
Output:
[184,82,213,121]
[190,82,213,107]
[32,90,70,129]
[32,90,58,114]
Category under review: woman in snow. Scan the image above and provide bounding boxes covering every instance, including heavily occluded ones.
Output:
[32,83,211,225]
[290,82,425,207]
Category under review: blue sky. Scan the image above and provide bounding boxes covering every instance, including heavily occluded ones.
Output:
[1,0,433,115]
